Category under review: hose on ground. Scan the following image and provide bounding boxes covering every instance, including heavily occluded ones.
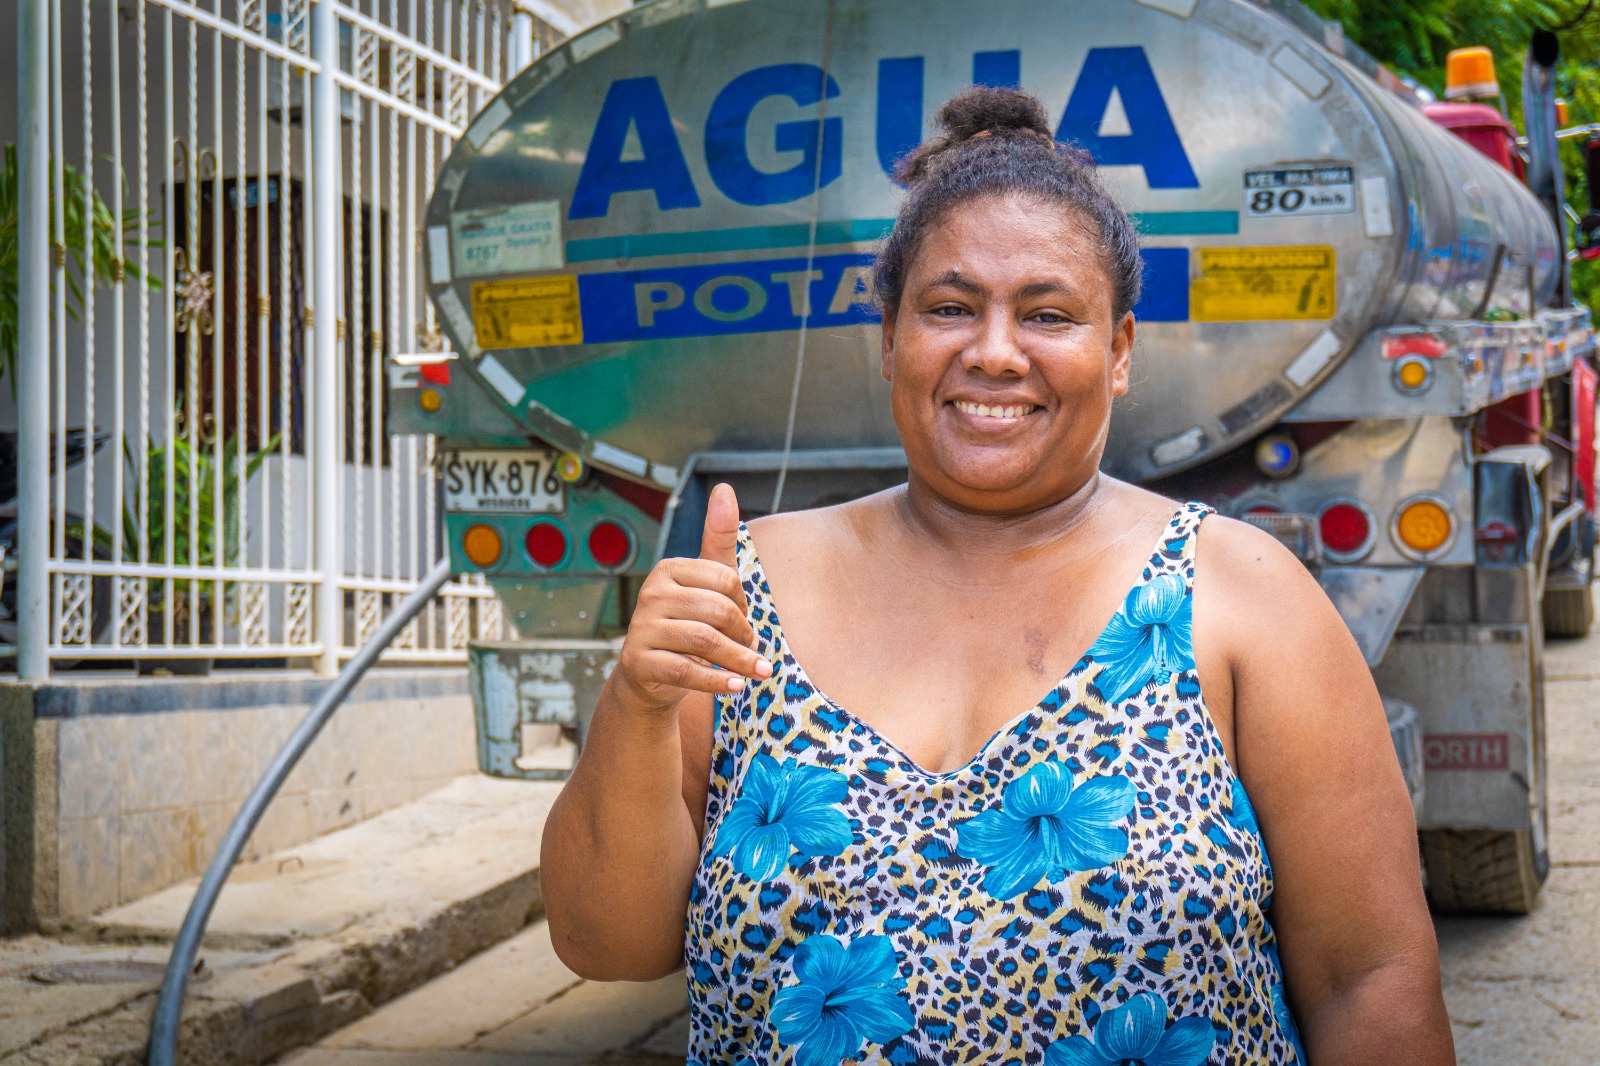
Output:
[148,557,455,1065]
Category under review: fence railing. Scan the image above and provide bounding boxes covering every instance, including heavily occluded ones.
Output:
[7,0,567,676]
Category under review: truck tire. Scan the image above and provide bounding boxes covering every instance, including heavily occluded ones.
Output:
[1542,583,1594,638]
[1419,829,1546,915]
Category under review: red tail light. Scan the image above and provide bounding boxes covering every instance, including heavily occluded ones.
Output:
[524,520,569,569]
[588,520,635,570]
[1318,500,1374,559]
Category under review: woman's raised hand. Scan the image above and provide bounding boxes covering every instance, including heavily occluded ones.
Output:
[613,482,774,713]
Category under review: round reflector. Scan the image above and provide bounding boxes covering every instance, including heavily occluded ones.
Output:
[1395,497,1453,557]
[1254,435,1299,479]
[1318,501,1374,560]
[461,523,503,569]
[1393,356,1431,395]
[556,453,587,483]
[588,520,634,570]
[524,520,570,569]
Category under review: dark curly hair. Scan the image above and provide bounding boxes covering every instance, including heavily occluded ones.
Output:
[872,85,1143,322]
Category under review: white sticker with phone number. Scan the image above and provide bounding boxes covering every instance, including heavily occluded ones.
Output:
[1244,165,1356,218]
[451,200,564,278]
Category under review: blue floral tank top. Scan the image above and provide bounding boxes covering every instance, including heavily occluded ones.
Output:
[685,503,1306,1065]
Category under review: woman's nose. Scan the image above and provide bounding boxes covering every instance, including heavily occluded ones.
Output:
[960,312,1030,378]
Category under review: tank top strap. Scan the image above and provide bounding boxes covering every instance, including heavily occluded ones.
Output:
[1155,500,1214,594]
[734,523,788,663]
[1174,500,1214,546]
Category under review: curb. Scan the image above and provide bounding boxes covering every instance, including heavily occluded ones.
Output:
[4,871,541,1065]
[1,777,559,1065]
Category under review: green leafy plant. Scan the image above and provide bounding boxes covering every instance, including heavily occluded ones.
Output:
[1302,0,1600,313]
[0,143,162,395]
[119,427,280,619]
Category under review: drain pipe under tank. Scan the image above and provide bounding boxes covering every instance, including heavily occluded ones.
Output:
[147,558,455,1065]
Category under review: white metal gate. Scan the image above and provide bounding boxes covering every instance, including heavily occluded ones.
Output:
[8,0,572,676]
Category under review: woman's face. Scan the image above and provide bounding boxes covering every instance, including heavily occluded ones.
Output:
[881,193,1134,514]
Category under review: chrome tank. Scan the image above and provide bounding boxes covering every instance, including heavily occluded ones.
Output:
[425,0,1559,486]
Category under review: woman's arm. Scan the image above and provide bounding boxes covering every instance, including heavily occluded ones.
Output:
[1197,517,1455,1065]
[540,485,768,981]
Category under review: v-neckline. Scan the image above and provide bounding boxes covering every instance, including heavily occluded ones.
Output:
[739,502,1198,780]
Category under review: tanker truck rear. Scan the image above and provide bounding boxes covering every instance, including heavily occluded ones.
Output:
[390,0,1598,914]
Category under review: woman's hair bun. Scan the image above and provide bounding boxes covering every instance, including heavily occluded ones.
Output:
[876,84,1143,322]
[935,85,1052,144]
[893,85,1057,184]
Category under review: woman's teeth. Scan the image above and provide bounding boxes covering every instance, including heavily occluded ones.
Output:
[953,400,1036,419]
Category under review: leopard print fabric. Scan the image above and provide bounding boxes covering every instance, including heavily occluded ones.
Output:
[684,503,1305,1066]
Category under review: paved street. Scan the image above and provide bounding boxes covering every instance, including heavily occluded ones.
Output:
[288,621,1600,1066]
[1437,626,1600,1063]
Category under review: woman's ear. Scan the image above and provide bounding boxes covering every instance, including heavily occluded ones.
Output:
[1110,311,1134,397]
[880,311,896,382]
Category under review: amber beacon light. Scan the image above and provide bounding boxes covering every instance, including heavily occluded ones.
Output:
[1445,46,1498,100]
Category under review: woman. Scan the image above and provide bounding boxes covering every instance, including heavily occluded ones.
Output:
[541,86,1453,1064]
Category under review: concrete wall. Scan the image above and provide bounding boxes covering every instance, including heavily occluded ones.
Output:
[8,670,476,923]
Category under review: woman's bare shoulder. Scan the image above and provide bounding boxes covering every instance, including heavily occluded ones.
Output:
[1193,508,1366,686]
[1195,510,1326,604]
[743,491,898,614]
[746,490,893,559]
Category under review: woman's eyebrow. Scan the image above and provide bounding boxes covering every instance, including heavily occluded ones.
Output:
[928,270,985,296]
[1016,279,1076,301]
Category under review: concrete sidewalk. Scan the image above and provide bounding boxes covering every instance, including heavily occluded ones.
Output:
[0,775,562,1065]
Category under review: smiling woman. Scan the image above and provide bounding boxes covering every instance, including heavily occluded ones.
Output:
[538,85,1455,1065]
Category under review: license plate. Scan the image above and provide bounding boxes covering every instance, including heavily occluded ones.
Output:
[441,449,564,514]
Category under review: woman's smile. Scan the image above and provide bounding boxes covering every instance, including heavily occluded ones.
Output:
[947,398,1043,427]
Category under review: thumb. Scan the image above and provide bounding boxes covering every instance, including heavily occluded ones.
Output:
[699,482,741,569]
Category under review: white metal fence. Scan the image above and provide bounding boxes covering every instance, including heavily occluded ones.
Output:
[6,0,572,676]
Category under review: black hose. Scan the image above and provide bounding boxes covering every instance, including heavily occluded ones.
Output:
[147,558,455,1065]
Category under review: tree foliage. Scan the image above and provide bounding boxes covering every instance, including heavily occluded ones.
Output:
[1302,0,1600,312]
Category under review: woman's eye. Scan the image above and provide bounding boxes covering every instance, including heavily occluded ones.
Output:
[1032,311,1073,325]
[931,305,969,317]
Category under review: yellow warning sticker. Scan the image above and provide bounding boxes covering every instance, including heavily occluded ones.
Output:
[1189,245,1336,322]
[470,275,583,350]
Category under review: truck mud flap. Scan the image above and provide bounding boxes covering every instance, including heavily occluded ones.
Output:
[1371,624,1543,836]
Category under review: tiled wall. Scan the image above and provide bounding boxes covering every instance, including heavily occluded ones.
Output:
[36,674,477,917]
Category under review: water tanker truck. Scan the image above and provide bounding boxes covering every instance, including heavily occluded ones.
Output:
[390,0,1598,914]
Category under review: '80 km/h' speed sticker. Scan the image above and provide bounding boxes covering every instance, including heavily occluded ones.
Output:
[1243,165,1356,218]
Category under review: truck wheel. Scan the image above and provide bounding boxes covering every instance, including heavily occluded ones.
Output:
[1420,829,1547,914]
[1542,583,1594,638]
